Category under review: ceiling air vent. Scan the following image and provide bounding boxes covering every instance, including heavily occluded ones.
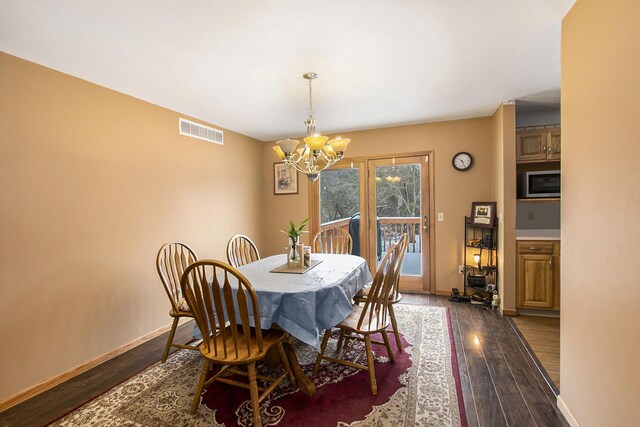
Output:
[179,118,223,145]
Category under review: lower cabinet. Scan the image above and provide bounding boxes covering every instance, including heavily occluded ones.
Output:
[517,240,560,310]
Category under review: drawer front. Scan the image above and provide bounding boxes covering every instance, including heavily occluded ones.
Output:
[517,241,554,254]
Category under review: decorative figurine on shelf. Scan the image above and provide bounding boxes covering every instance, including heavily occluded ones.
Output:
[281,218,308,268]
[491,292,500,309]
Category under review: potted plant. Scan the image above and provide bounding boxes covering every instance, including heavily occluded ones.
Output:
[281,218,308,262]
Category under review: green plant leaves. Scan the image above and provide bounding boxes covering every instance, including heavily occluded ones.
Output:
[280,218,309,239]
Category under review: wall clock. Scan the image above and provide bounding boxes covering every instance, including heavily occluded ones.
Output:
[452,152,473,171]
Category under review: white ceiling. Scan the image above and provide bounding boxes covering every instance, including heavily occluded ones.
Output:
[0,0,575,141]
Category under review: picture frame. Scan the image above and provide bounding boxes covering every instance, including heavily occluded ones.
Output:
[471,201,497,228]
[274,162,298,195]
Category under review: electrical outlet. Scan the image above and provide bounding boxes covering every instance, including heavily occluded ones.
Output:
[528,212,535,220]
[458,265,464,274]
[437,212,444,221]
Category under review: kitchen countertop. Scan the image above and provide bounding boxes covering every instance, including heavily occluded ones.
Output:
[516,229,561,240]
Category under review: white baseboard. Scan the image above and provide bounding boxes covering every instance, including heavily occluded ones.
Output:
[557,395,580,427]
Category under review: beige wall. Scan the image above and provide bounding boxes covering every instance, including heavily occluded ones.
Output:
[262,118,497,294]
[0,52,264,401]
[490,104,517,313]
[561,0,640,425]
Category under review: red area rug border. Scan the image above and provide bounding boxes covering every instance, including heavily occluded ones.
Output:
[446,306,468,427]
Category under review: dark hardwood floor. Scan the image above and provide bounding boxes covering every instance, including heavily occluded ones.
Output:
[0,296,567,427]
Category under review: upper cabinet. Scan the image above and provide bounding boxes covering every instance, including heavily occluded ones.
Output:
[516,127,561,163]
[546,129,561,160]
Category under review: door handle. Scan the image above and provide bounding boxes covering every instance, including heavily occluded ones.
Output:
[423,214,429,232]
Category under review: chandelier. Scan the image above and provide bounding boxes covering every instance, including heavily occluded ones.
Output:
[273,72,350,182]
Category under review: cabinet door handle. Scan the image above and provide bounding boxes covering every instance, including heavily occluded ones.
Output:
[550,258,553,270]
[543,145,547,154]
[529,247,540,251]
[423,214,429,232]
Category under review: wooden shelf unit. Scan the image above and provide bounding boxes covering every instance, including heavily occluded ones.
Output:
[463,216,498,304]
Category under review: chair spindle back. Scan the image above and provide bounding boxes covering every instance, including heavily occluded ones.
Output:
[181,260,264,359]
[358,235,406,331]
[389,233,409,303]
[313,228,353,254]
[226,234,261,268]
[156,242,198,312]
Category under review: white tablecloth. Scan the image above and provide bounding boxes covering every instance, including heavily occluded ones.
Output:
[192,253,372,349]
[235,253,372,350]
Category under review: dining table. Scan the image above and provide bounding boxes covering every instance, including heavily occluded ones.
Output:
[193,252,373,396]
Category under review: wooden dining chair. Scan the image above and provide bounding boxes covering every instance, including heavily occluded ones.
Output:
[353,233,408,351]
[312,227,353,254]
[156,242,200,363]
[226,234,261,267]
[180,260,294,426]
[312,239,405,395]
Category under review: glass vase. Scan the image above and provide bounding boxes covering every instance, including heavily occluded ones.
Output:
[289,238,297,260]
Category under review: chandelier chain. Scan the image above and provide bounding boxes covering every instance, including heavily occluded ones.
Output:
[308,78,314,119]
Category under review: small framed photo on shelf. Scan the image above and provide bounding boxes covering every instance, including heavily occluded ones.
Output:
[471,201,497,228]
[274,163,298,195]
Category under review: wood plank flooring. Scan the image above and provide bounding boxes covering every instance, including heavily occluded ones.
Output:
[1,296,567,427]
[404,294,567,427]
[0,321,195,427]
[511,315,561,390]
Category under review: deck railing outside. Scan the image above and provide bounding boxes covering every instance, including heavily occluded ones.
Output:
[321,216,421,253]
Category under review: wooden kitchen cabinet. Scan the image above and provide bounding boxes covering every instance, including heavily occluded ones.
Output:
[516,128,561,163]
[547,129,561,160]
[517,240,560,310]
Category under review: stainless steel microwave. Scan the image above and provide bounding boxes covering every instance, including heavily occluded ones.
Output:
[520,170,561,198]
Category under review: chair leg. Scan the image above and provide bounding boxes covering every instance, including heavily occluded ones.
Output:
[381,330,395,363]
[364,335,377,395]
[313,329,332,376]
[247,362,262,427]
[276,342,296,387]
[336,329,346,352]
[190,358,211,415]
[388,304,403,352]
[162,317,180,363]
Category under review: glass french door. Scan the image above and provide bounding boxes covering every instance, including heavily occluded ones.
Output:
[367,156,431,292]
[313,154,432,293]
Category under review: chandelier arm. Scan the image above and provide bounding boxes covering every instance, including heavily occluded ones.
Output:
[284,156,310,174]
[317,151,332,163]
[290,162,310,175]
[290,154,315,171]
[284,150,334,174]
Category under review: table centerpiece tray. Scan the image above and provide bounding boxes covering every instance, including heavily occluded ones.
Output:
[270,259,322,274]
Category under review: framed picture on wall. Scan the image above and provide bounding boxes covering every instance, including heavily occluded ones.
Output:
[471,201,497,228]
[274,163,298,195]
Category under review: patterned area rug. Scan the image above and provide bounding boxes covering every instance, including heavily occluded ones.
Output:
[51,305,466,426]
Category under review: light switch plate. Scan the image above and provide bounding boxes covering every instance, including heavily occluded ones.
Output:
[437,212,444,221]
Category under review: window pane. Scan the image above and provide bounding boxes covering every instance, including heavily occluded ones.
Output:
[375,164,421,275]
[319,168,360,254]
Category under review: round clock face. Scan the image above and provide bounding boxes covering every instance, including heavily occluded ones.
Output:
[452,152,473,171]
